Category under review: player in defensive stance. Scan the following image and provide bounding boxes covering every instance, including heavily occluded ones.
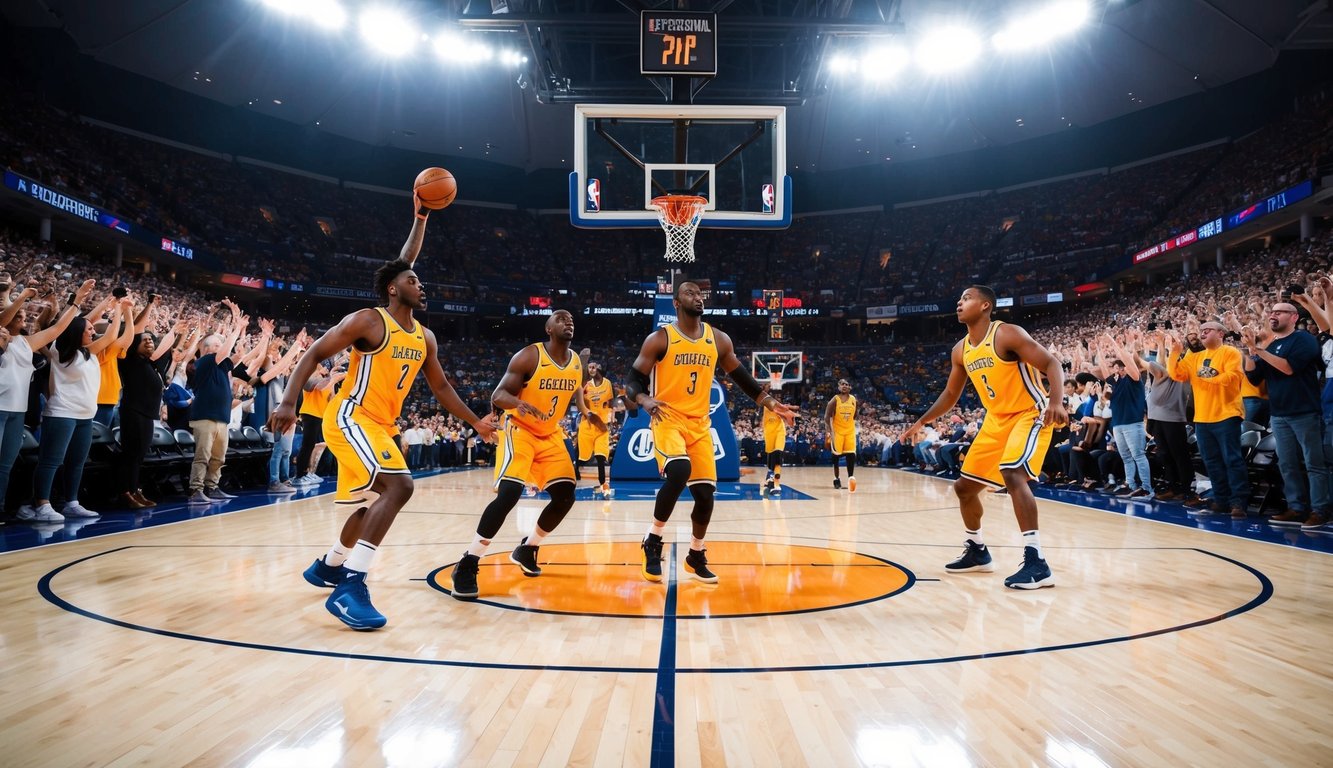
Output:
[762,386,788,497]
[902,285,1067,589]
[825,378,858,491]
[272,209,497,629]
[577,360,614,499]
[451,310,592,600]
[627,281,798,583]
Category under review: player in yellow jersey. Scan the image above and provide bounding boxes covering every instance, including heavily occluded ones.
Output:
[824,379,859,492]
[626,281,798,584]
[761,385,787,497]
[577,360,615,498]
[903,285,1067,589]
[271,207,497,629]
[450,310,593,599]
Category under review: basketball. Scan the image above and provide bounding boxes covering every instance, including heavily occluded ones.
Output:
[414,167,456,210]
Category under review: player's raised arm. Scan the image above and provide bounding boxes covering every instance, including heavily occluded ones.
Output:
[624,327,669,421]
[399,212,428,268]
[715,329,797,426]
[902,340,969,442]
[421,329,497,442]
[997,323,1069,427]
[268,308,379,434]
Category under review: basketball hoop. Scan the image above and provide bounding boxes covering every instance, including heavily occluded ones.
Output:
[649,194,708,263]
[768,374,784,392]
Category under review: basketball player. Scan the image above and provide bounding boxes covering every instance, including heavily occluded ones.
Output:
[902,285,1068,589]
[451,309,590,600]
[762,384,787,497]
[271,211,497,629]
[825,379,858,492]
[577,360,615,498]
[626,281,798,583]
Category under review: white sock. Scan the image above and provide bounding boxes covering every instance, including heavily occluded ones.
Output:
[1022,530,1042,558]
[467,533,491,558]
[527,526,548,546]
[965,529,984,547]
[648,520,666,538]
[344,540,378,573]
[324,542,351,567]
[691,536,705,551]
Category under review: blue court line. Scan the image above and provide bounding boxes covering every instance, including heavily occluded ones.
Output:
[651,542,678,768]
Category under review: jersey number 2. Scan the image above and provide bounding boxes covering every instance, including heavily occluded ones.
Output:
[397,364,411,390]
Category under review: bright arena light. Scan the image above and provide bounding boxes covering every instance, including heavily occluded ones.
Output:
[915,26,983,73]
[828,54,857,74]
[359,7,417,57]
[498,49,528,67]
[261,0,348,30]
[432,32,495,64]
[993,1,1091,52]
[860,45,910,80]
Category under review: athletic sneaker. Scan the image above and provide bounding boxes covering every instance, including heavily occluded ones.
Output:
[1003,546,1055,589]
[510,537,541,576]
[303,557,345,588]
[206,488,237,500]
[683,548,718,584]
[17,503,64,523]
[268,482,297,494]
[61,501,100,519]
[601,484,615,499]
[187,490,211,504]
[325,570,387,630]
[833,478,842,490]
[641,533,664,582]
[452,553,481,600]
[944,540,994,573]
[295,473,322,486]
[848,477,857,493]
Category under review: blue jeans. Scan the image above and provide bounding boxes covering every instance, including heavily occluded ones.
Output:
[1194,417,1250,508]
[94,404,117,427]
[33,417,93,504]
[1243,397,1270,428]
[268,430,294,484]
[1112,422,1152,492]
[1270,413,1331,514]
[0,410,28,508]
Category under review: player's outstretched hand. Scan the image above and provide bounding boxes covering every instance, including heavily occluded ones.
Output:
[772,401,798,428]
[637,395,666,424]
[474,412,500,443]
[900,421,924,444]
[1043,399,1069,429]
[268,403,297,435]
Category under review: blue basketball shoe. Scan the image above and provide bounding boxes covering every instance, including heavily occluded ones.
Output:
[1003,546,1055,589]
[303,557,345,588]
[944,540,994,573]
[325,570,387,630]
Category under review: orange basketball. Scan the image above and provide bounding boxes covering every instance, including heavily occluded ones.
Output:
[414,167,456,210]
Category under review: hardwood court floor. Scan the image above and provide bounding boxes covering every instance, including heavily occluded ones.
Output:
[1,466,1331,767]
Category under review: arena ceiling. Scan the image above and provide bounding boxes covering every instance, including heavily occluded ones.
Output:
[5,0,1332,173]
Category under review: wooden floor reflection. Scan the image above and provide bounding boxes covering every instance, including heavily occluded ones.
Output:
[1,466,1328,767]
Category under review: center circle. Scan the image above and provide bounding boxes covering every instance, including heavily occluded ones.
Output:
[425,540,914,618]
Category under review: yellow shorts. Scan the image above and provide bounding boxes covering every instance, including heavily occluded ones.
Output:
[324,401,409,506]
[577,421,610,461]
[764,422,787,453]
[497,423,575,490]
[653,416,717,486]
[831,430,856,455]
[960,409,1053,488]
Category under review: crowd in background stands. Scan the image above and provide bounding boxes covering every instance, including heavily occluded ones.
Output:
[3,84,1331,311]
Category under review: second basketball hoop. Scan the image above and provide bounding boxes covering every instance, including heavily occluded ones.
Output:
[650,194,708,262]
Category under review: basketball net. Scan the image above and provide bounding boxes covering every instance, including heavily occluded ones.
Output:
[768,374,784,392]
[649,194,708,263]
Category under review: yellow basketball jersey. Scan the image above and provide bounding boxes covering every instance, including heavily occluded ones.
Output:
[508,342,582,437]
[832,394,857,433]
[961,321,1047,416]
[332,307,427,426]
[653,323,718,420]
[584,377,614,422]
[299,384,330,419]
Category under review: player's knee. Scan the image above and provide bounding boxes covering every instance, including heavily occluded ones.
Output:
[547,481,575,507]
[999,467,1029,487]
[664,459,691,486]
[953,477,982,499]
[496,479,524,506]
[380,473,413,499]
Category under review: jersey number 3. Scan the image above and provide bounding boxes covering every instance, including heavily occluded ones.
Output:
[980,373,997,400]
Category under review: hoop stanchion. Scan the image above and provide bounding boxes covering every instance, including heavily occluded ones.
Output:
[649,195,708,263]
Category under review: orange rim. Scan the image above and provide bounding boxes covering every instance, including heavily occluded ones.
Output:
[650,195,708,227]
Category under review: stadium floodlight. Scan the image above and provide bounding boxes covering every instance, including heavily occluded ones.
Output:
[498,49,527,67]
[827,54,857,75]
[993,1,1091,52]
[915,26,983,73]
[359,7,417,57]
[432,32,495,64]
[860,45,910,80]
[261,0,348,30]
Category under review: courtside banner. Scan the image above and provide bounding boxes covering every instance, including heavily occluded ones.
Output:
[610,380,740,481]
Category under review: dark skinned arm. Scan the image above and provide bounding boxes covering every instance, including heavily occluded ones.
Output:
[902,341,969,442]
[268,308,381,434]
[998,323,1069,427]
[423,329,497,442]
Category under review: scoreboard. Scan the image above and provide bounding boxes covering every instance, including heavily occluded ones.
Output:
[640,11,718,76]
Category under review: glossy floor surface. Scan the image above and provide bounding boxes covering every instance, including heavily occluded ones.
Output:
[2,466,1330,767]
